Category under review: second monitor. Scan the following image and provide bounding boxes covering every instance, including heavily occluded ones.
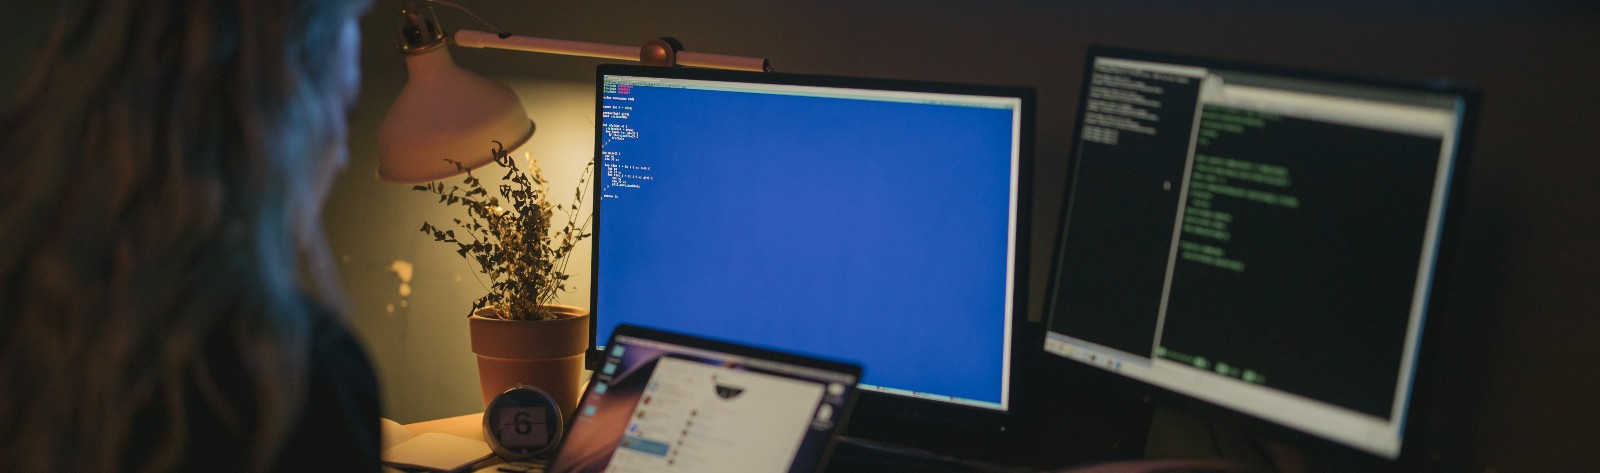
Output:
[1043,47,1473,463]
[591,65,1032,428]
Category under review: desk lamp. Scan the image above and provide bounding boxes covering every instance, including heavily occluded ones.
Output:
[376,0,770,183]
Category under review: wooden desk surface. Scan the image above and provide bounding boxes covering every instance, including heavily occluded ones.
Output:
[403,371,591,443]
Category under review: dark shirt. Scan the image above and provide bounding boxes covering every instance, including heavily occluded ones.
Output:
[276,317,382,472]
[125,315,381,472]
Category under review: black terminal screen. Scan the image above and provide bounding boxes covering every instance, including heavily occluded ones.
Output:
[1043,50,1468,459]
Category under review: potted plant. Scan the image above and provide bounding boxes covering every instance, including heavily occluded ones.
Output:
[415,141,592,418]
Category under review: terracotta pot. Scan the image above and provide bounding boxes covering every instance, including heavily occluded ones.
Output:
[469,304,589,420]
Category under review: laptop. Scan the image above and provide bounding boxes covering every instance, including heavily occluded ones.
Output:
[541,324,863,473]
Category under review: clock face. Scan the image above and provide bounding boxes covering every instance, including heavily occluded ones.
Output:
[495,407,549,448]
[485,386,563,460]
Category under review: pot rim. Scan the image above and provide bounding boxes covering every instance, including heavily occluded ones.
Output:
[471,303,589,321]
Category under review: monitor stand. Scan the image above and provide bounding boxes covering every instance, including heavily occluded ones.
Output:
[829,373,1155,471]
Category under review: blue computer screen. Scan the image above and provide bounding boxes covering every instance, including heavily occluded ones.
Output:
[595,72,1023,409]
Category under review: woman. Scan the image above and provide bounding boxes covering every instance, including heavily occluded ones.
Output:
[0,0,378,471]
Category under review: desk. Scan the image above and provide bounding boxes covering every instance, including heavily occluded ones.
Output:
[404,370,592,441]
[399,412,1255,473]
[395,372,1171,472]
[396,372,591,471]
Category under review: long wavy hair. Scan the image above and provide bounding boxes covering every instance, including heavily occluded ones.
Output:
[0,0,368,470]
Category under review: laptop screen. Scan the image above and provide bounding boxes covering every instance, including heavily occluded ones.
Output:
[549,325,861,473]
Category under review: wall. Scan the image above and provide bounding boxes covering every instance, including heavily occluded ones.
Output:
[327,74,596,426]
[5,1,1596,471]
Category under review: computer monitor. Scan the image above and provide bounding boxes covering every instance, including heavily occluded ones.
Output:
[1042,47,1472,461]
[591,65,1033,433]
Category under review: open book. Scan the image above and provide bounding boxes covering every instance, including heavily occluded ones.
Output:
[380,418,494,473]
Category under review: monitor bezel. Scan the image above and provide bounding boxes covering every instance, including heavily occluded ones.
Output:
[604,323,866,390]
[589,64,1037,440]
[1039,45,1479,468]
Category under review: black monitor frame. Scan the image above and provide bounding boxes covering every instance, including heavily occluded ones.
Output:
[588,64,1037,448]
[1038,45,1479,469]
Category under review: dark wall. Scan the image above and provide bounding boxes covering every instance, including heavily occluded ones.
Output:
[5,1,1596,471]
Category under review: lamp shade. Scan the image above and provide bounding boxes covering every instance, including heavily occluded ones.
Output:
[377,45,534,183]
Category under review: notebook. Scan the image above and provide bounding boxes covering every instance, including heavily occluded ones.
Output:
[543,324,862,473]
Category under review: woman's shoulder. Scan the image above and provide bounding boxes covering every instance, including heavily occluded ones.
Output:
[307,311,378,377]
[275,312,382,472]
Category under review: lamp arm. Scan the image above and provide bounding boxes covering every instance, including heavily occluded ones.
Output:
[675,50,772,72]
[454,29,636,61]
[452,29,771,72]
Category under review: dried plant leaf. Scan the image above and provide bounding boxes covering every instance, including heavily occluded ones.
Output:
[411,141,595,321]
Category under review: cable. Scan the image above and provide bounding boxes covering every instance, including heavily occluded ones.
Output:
[424,0,512,38]
[1237,430,1277,469]
[1206,420,1225,458]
